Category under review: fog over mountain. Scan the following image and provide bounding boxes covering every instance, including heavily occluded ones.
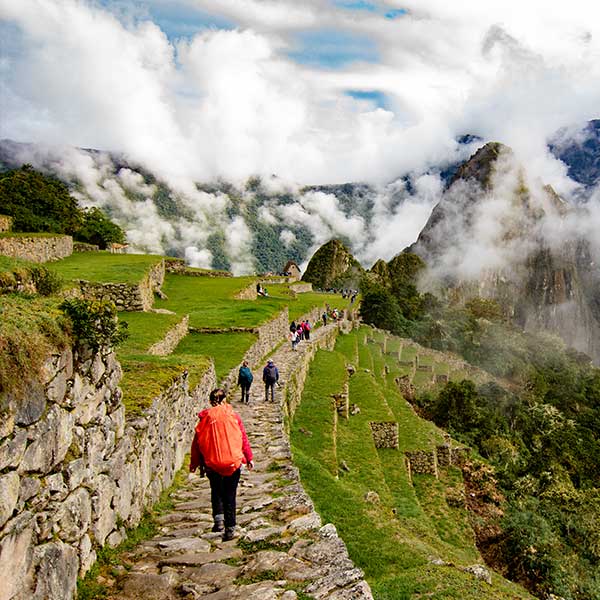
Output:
[1,1,599,275]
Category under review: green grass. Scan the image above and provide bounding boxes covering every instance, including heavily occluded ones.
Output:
[172,331,257,382]
[155,274,345,329]
[400,345,418,362]
[117,312,182,354]
[48,252,164,284]
[291,329,534,599]
[119,354,212,415]
[0,231,69,238]
[0,255,35,271]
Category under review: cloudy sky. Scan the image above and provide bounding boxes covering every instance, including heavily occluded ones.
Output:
[1,0,599,186]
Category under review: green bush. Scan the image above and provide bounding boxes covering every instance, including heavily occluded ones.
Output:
[28,265,63,296]
[60,298,128,351]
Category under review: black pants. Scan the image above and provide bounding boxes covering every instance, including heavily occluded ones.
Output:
[305,330,310,340]
[240,382,251,403]
[206,467,241,528]
[265,381,275,402]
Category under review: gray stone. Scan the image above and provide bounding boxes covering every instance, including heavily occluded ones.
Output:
[183,562,242,586]
[90,352,106,384]
[0,428,27,470]
[461,564,492,585]
[243,550,321,581]
[0,513,35,600]
[90,474,117,546]
[45,472,67,499]
[305,568,365,598]
[32,541,78,600]
[287,511,322,532]
[242,526,286,543]
[0,471,20,528]
[0,411,15,439]
[20,406,73,473]
[328,580,374,599]
[53,487,92,543]
[46,370,68,404]
[159,547,243,567]
[106,528,126,548]
[156,537,211,553]
[19,477,42,504]
[319,523,338,539]
[117,572,179,600]
[292,537,354,572]
[13,379,46,426]
[65,458,89,490]
[79,534,96,578]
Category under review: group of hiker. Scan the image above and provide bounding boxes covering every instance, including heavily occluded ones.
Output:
[188,308,341,542]
[188,357,280,541]
[288,319,311,350]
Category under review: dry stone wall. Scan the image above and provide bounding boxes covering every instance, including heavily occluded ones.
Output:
[148,315,189,356]
[0,343,216,600]
[79,259,165,312]
[370,422,399,449]
[0,235,73,263]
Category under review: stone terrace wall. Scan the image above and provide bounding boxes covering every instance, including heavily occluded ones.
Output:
[0,234,73,263]
[0,343,216,600]
[79,259,165,312]
[148,315,189,356]
[221,308,290,390]
[164,258,232,278]
[0,215,13,232]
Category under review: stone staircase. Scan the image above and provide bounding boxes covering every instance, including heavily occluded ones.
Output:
[106,323,373,599]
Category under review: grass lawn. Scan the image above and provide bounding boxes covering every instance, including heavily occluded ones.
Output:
[155,274,347,329]
[291,329,534,599]
[48,252,164,283]
[117,311,182,354]
[172,331,257,383]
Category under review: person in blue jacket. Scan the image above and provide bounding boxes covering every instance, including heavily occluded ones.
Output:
[237,360,253,403]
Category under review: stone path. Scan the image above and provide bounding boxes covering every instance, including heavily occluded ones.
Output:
[107,323,373,599]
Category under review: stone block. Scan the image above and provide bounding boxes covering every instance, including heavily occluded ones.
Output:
[370,422,399,449]
[90,474,117,546]
[0,472,20,528]
[20,406,73,473]
[53,487,92,543]
[0,513,35,600]
[32,541,78,600]
[405,450,438,478]
[0,428,28,470]
[13,379,47,426]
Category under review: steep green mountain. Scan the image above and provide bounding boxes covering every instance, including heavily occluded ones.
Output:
[301,238,364,289]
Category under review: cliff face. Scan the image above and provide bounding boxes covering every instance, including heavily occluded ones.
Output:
[411,142,600,364]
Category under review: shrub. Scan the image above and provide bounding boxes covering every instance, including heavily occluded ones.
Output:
[28,265,63,296]
[60,298,128,351]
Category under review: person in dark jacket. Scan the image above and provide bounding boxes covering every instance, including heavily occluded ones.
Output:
[190,388,254,540]
[262,359,279,402]
[237,360,253,403]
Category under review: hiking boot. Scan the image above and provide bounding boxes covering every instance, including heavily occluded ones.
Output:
[222,527,236,541]
[212,516,225,532]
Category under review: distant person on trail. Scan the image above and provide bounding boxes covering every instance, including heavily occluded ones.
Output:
[262,359,279,402]
[304,319,311,341]
[289,328,299,351]
[322,311,327,326]
[190,388,254,541]
[297,321,304,340]
[290,320,297,333]
[237,360,253,404]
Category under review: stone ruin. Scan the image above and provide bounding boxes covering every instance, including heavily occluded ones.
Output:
[404,450,438,478]
[370,422,399,449]
[395,375,416,402]
[332,382,350,419]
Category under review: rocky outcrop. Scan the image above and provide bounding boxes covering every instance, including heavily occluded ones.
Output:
[0,234,73,263]
[0,342,216,600]
[410,142,600,364]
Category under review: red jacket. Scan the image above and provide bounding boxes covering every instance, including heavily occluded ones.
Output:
[189,406,253,473]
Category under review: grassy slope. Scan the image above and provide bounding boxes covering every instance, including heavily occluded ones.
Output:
[291,327,533,600]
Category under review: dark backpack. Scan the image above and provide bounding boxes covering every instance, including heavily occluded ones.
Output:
[264,365,277,383]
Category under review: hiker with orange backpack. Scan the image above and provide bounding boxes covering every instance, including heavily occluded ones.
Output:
[190,388,254,541]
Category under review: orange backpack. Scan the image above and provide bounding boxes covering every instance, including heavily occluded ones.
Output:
[196,403,243,476]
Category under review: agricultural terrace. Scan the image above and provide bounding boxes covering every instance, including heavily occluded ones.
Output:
[291,326,530,600]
